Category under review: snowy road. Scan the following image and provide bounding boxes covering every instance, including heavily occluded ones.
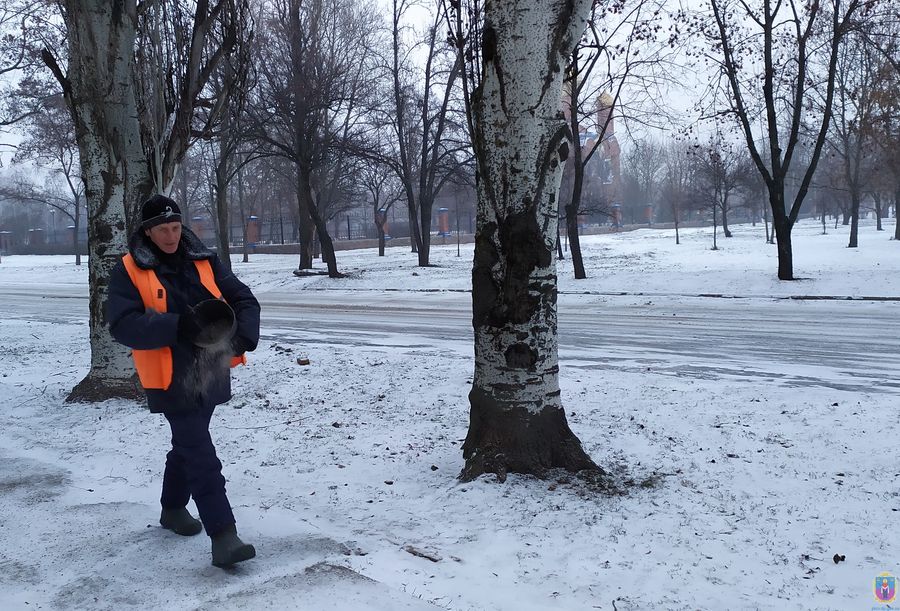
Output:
[3,283,898,394]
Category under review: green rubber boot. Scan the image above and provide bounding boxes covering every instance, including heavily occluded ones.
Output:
[159,507,203,536]
[211,525,256,567]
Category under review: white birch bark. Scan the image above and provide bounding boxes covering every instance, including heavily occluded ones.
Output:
[464,0,598,480]
[60,0,149,401]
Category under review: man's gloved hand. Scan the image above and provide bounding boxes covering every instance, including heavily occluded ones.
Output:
[230,335,249,357]
[177,307,203,345]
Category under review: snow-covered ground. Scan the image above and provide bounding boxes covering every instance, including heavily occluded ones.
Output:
[1,218,899,610]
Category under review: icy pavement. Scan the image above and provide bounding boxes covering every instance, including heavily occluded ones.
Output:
[0,449,439,610]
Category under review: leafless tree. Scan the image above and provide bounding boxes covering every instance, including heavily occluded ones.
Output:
[133,0,253,222]
[825,29,882,247]
[697,0,876,279]
[249,0,379,277]
[7,94,84,264]
[360,162,403,256]
[360,0,469,267]
[561,0,674,278]
[40,1,149,401]
[0,1,50,130]
[857,15,900,240]
[659,140,697,245]
[622,136,664,224]
[692,137,751,248]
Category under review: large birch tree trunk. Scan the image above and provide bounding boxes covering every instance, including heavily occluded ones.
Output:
[47,0,148,402]
[463,0,599,482]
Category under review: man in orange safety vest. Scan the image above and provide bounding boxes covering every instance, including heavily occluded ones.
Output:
[107,194,260,568]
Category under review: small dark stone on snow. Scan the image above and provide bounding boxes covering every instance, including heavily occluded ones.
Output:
[332,422,341,428]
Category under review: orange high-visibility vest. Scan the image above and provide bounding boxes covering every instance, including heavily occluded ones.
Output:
[122,253,247,390]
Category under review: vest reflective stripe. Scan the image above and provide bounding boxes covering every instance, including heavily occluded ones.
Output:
[121,254,246,391]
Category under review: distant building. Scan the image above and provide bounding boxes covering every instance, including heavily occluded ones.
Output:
[562,90,622,225]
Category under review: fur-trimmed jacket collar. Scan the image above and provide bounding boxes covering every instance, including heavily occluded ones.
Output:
[127,226,213,269]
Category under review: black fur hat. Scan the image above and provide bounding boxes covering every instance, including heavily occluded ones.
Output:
[141,194,182,230]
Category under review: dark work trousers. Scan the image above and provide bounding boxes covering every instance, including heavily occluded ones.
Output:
[161,402,235,536]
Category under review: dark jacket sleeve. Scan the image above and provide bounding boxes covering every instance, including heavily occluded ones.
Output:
[211,255,260,352]
[106,260,180,350]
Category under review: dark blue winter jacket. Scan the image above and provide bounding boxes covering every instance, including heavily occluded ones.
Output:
[106,227,260,413]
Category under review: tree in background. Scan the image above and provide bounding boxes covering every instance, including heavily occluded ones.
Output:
[202,10,256,270]
[360,161,403,256]
[368,0,468,267]
[621,137,663,226]
[827,29,881,248]
[0,1,48,132]
[692,137,750,248]
[859,16,900,240]
[6,94,84,264]
[698,0,874,279]
[250,0,379,277]
[659,141,696,245]
[561,0,672,279]
[133,0,253,223]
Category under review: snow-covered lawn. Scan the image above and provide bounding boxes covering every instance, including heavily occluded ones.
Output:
[1,218,898,610]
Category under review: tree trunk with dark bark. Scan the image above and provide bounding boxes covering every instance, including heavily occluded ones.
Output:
[722,198,732,237]
[238,166,249,264]
[214,139,232,270]
[895,186,900,241]
[566,209,585,278]
[299,166,341,277]
[406,195,421,254]
[772,214,795,280]
[295,170,314,270]
[673,203,680,245]
[418,193,432,267]
[873,193,883,232]
[848,191,860,248]
[769,181,795,278]
[565,150,586,278]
